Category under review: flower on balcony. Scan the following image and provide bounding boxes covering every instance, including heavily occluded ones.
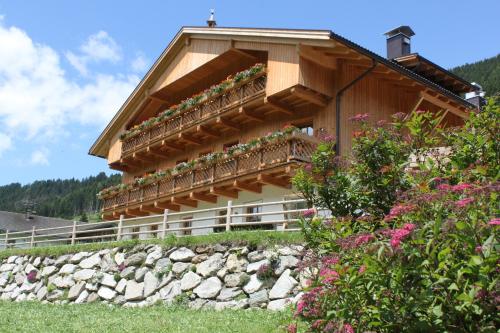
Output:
[119,63,266,141]
[100,126,303,198]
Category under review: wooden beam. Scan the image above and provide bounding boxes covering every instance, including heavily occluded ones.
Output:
[290,87,328,107]
[239,107,264,122]
[171,197,198,208]
[146,147,167,159]
[196,125,220,138]
[178,133,202,145]
[297,44,337,69]
[257,174,291,189]
[154,201,180,212]
[210,186,239,199]
[264,97,294,115]
[163,141,184,152]
[233,180,262,193]
[125,208,149,217]
[140,204,163,214]
[216,117,240,130]
[189,192,218,204]
[132,152,156,163]
[420,91,469,119]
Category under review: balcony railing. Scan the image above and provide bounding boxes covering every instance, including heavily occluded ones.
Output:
[103,133,317,213]
[121,73,267,157]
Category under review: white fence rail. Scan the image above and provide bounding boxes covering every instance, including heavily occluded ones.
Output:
[0,199,311,250]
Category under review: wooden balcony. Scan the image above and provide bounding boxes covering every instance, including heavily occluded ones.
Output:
[102,134,317,219]
[111,71,330,172]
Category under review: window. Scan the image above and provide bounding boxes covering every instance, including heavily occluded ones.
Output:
[283,195,308,230]
[182,216,192,236]
[131,227,140,240]
[214,210,227,233]
[298,124,314,136]
[234,200,272,231]
[245,202,262,223]
[150,224,159,238]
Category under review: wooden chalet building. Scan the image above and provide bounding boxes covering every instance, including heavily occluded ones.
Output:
[90,24,477,233]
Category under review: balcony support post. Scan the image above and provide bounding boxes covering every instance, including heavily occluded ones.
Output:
[117,214,124,241]
[225,200,232,232]
[161,209,169,239]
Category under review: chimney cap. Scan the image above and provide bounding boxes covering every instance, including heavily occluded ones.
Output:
[207,9,216,28]
[384,25,415,39]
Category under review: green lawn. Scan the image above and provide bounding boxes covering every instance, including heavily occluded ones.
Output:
[0,301,295,333]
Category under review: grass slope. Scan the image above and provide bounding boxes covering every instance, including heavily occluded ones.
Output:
[0,302,294,333]
[0,231,303,260]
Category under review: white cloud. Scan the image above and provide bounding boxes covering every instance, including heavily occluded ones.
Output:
[131,52,149,73]
[30,148,49,166]
[0,132,12,157]
[0,20,139,164]
[65,30,122,76]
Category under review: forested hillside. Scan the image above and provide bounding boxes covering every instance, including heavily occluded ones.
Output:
[0,173,120,221]
[451,54,500,96]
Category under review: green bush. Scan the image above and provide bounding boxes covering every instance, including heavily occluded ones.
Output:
[291,99,499,332]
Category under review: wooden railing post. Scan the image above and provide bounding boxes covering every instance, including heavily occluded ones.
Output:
[4,230,9,249]
[30,226,36,248]
[117,214,124,241]
[225,200,233,232]
[71,221,77,245]
[161,209,169,239]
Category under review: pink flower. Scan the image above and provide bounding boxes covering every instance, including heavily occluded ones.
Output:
[451,183,473,192]
[475,246,482,253]
[354,234,375,247]
[390,238,401,248]
[321,256,339,266]
[455,197,474,208]
[304,163,313,172]
[295,300,305,316]
[348,113,369,122]
[384,204,416,221]
[287,323,297,333]
[389,223,416,249]
[488,218,500,226]
[323,135,334,142]
[358,265,366,274]
[342,323,355,333]
[319,268,339,284]
[302,208,316,218]
[437,183,452,192]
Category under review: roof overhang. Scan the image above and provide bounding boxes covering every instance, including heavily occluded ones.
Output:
[89,26,476,159]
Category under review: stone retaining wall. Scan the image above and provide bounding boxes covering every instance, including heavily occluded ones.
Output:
[0,243,305,311]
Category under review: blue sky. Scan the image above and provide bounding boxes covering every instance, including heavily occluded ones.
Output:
[0,0,498,186]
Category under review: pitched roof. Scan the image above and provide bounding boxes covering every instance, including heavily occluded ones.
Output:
[89,26,476,158]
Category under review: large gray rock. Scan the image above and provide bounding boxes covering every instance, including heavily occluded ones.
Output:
[114,252,125,266]
[159,280,181,302]
[36,286,47,301]
[193,277,222,299]
[0,264,15,272]
[196,253,224,277]
[125,280,144,301]
[243,274,264,294]
[70,252,89,264]
[246,259,270,273]
[46,289,64,301]
[98,286,116,300]
[216,287,242,301]
[248,289,268,307]
[120,267,136,279]
[55,255,71,267]
[267,298,292,311]
[41,266,57,277]
[226,254,248,273]
[274,256,299,275]
[277,246,301,256]
[73,269,95,281]
[115,279,127,294]
[169,248,195,262]
[172,262,191,275]
[79,253,101,269]
[247,251,265,263]
[68,281,86,301]
[124,253,146,267]
[52,275,75,288]
[214,299,249,310]
[269,269,298,300]
[155,258,171,272]
[143,272,158,297]
[180,271,202,291]
[59,264,77,275]
[145,248,162,266]
[134,267,148,282]
[101,273,117,288]
[75,290,89,304]
[24,263,37,274]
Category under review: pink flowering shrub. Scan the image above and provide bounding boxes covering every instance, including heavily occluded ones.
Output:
[291,98,499,332]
